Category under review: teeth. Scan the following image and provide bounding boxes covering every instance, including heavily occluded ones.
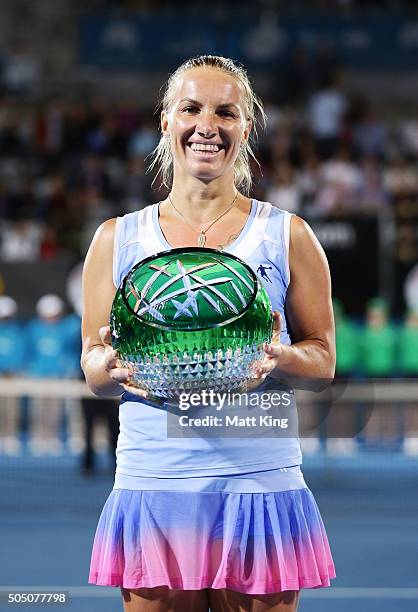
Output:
[190,143,221,152]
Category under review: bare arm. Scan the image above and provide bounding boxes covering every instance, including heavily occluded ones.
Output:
[254,216,335,387]
[279,215,335,380]
[81,218,122,396]
[81,218,147,398]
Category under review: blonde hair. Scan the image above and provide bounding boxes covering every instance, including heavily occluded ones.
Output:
[148,55,266,195]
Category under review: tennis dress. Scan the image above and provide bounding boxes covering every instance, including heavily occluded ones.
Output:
[88,200,336,593]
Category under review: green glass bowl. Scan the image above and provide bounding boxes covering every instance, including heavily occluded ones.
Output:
[110,247,273,399]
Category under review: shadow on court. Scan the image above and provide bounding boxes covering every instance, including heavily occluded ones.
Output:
[0,453,417,612]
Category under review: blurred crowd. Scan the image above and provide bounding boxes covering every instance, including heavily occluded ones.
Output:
[0,294,80,453]
[0,293,118,470]
[334,298,418,378]
[1,293,417,382]
[0,291,417,459]
[0,67,417,262]
[0,293,80,379]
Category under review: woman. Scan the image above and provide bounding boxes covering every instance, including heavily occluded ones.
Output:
[82,55,336,612]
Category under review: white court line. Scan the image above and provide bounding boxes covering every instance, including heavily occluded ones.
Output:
[1,587,418,599]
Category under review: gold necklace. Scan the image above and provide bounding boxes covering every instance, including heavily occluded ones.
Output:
[168,192,239,247]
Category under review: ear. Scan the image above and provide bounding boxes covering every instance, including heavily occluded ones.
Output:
[161,110,170,137]
[242,118,252,146]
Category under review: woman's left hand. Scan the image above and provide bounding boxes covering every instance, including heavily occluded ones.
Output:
[247,311,283,390]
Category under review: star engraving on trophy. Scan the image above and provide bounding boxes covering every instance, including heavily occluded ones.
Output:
[132,258,251,321]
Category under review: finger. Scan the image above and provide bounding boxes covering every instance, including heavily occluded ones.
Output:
[104,352,123,375]
[121,383,149,398]
[246,371,269,391]
[104,349,119,368]
[99,325,112,346]
[109,367,133,383]
[272,310,281,336]
[250,359,263,375]
[117,360,134,376]
[264,342,281,358]
[254,360,275,377]
[251,359,274,378]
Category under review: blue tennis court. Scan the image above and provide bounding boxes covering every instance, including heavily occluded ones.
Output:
[1,452,417,612]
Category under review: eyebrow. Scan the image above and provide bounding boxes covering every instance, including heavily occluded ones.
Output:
[178,97,240,111]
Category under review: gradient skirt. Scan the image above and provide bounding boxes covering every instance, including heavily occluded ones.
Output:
[88,487,335,594]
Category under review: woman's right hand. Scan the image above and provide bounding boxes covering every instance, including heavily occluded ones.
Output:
[100,325,149,399]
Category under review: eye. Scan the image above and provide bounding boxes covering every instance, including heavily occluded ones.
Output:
[181,106,199,114]
[218,109,237,119]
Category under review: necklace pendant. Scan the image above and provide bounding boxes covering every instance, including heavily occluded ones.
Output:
[197,232,206,247]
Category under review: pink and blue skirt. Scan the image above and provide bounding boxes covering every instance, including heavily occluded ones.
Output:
[88,468,335,594]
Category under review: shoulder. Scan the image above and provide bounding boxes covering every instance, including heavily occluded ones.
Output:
[91,209,145,243]
[96,217,117,240]
[94,217,117,242]
[289,215,330,275]
[88,218,117,253]
[84,218,117,270]
[289,215,322,252]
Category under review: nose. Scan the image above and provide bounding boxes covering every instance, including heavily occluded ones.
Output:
[196,110,217,139]
[198,127,216,138]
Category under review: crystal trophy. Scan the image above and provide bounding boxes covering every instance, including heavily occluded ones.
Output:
[110,247,273,400]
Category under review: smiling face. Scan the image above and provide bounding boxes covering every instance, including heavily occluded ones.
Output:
[161,67,251,185]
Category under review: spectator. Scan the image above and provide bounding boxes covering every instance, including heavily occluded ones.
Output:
[398,309,418,377]
[87,112,127,158]
[298,149,322,207]
[320,145,361,194]
[266,160,301,213]
[2,42,41,96]
[80,155,112,198]
[360,298,396,378]
[352,100,388,159]
[62,102,89,155]
[383,154,417,197]
[306,70,348,159]
[333,298,359,377]
[128,117,158,157]
[262,97,283,139]
[308,146,361,217]
[117,98,141,137]
[0,219,42,262]
[357,156,389,211]
[26,295,75,454]
[34,98,65,157]
[80,396,119,476]
[310,145,361,216]
[313,40,340,90]
[123,155,153,211]
[400,117,418,158]
[281,46,313,104]
[0,296,25,454]
[39,224,61,260]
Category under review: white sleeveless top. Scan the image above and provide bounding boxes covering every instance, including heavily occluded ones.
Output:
[112,200,302,484]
